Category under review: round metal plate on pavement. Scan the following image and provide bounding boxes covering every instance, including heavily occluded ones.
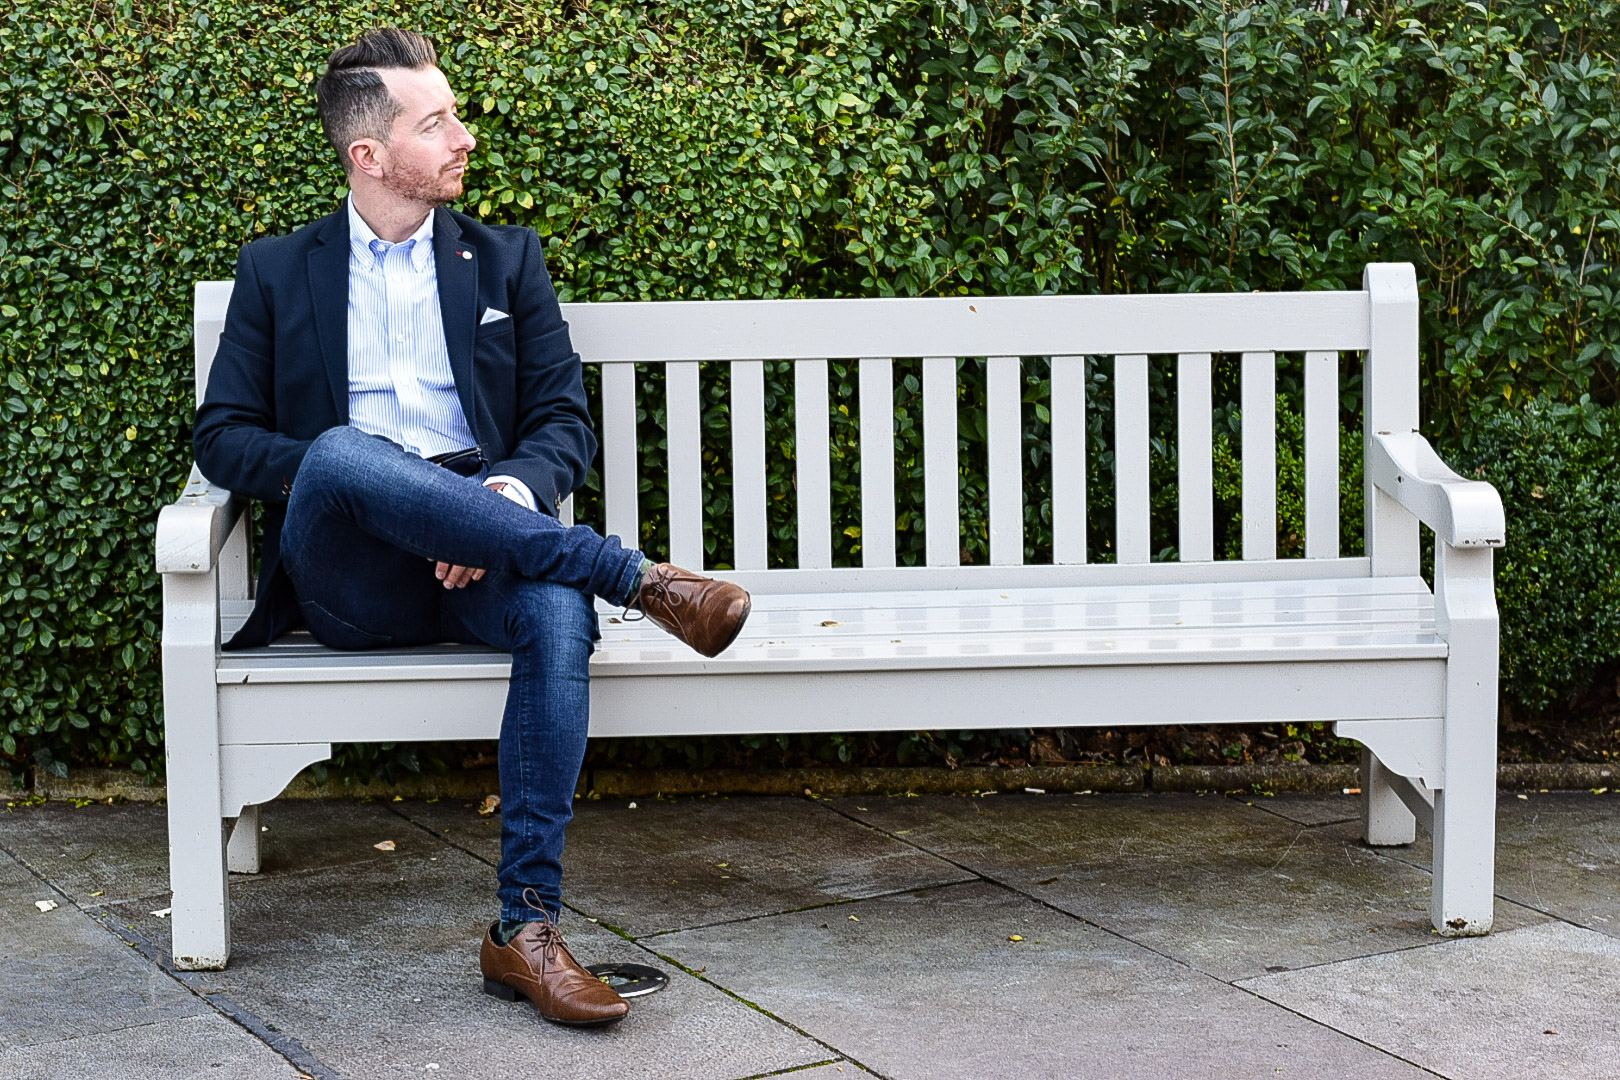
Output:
[585,963,669,998]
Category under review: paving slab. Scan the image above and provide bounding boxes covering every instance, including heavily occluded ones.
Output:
[0,851,205,1050]
[656,879,1431,1080]
[397,794,975,936]
[108,836,828,1079]
[758,1063,879,1079]
[830,792,1544,980]
[0,799,421,909]
[1240,920,1620,1079]
[0,1013,303,1080]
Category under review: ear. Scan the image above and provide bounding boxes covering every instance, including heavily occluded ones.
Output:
[347,137,386,180]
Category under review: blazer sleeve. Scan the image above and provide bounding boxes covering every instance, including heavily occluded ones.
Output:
[486,230,598,515]
[193,244,312,503]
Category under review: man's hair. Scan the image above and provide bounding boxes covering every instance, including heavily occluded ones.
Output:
[316,28,439,173]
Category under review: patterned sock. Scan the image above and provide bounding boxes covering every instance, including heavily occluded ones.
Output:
[496,919,533,946]
[628,558,655,602]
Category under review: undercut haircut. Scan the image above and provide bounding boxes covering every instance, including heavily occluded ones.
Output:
[316,28,439,174]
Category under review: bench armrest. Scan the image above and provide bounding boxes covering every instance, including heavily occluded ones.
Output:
[1368,432,1505,549]
[156,466,247,574]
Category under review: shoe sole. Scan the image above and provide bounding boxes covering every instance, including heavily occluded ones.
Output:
[482,976,628,1027]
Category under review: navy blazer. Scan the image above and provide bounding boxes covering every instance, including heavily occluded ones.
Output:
[194,204,597,648]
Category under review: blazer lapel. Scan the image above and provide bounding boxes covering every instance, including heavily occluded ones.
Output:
[433,207,479,432]
[308,210,350,422]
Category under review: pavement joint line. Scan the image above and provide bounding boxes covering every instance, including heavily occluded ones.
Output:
[0,836,341,1079]
[726,1060,848,1079]
[814,792,1460,1075]
[636,943,895,1080]
[88,909,344,1080]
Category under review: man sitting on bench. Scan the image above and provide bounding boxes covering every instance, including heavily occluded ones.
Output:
[193,26,750,1027]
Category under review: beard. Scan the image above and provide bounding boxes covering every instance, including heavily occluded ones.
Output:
[383,154,466,207]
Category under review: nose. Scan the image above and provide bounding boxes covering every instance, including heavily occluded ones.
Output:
[450,113,475,153]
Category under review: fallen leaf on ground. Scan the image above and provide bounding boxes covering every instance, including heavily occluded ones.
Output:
[478,794,501,816]
[1008,934,1024,942]
[150,907,172,918]
[35,900,58,912]
[627,801,638,809]
[820,620,841,626]
[89,890,104,897]
[374,840,397,851]
[848,915,859,921]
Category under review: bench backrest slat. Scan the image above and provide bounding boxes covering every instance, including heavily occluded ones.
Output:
[922,356,960,567]
[193,271,1416,581]
[1176,353,1215,562]
[794,359,833,569]
[1304,350,1342,560]
[858,357,897,568]
[731,360,769,570]
[1114,354,1152,565]
[1050,356,1088,564]
[665,361,704,569]
[1241,351,1279,561]
[986,355,1023,566]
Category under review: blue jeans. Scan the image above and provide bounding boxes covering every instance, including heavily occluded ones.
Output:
[280,426,646,922]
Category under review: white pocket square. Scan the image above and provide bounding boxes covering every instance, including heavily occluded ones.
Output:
[480,308,510,325]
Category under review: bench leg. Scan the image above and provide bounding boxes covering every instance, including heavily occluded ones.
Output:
[1361,746,1416,846]
[1430,543,1499,936]
[166,774,231,970]
[162,569,231,970]
[227,804,262,874]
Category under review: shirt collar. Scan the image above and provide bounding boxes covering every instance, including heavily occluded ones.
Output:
[346,195,435,270]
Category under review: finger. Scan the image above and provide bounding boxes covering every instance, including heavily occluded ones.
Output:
[471,568,486,582]
[435,561,451,581]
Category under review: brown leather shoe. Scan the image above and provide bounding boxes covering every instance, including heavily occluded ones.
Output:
[633,563,751,657]
[480,914,629,1027]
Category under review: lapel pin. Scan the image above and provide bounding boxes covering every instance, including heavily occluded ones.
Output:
[459,250,472,260]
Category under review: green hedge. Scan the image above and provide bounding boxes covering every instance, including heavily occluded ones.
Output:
[3,0,1618,781]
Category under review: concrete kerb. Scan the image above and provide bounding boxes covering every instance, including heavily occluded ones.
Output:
[25,760,1619,804]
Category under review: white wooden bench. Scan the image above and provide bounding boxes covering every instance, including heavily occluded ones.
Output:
[159,263,1505,970]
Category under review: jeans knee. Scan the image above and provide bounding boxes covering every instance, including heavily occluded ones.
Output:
[505,581,595,657]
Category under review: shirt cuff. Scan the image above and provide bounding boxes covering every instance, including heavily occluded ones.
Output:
[485,475,538,512]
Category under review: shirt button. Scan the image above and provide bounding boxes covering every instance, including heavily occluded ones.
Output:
[396,333,406,343]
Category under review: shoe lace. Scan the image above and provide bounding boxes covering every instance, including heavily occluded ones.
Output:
[622,568,689,624]
[518,888,569,970]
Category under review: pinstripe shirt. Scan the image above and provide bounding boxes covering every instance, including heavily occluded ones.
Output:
[346,197,535,509]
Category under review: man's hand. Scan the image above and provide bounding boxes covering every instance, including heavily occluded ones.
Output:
[435,482,507,588]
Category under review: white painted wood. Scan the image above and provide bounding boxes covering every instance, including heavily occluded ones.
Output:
[1176,354,1213,563]
[731,360,768,570]
[163,566,230,970]
[1050,356,1087,564]
[174,267,1500,949]
[1337,717,1444,788]
[1241,352,1277,561]
[601,362,639,549]
[1431,542,1500,935]
[1364,263,1421,577]
[1114,354,1150,565]
[923,357,960,567]
[665,361,704,569]
[558,495,574,527]
[1367,432,1506,548]
[858,359,896,568]
[795,360,833,569]
[1304,351,1340,559]
[220,743,333,819]
[559,291,1373,362]
[194,281,232,408]
[226,804,261,875]
[987,356,1024,566]
[1360,745,1417,846]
